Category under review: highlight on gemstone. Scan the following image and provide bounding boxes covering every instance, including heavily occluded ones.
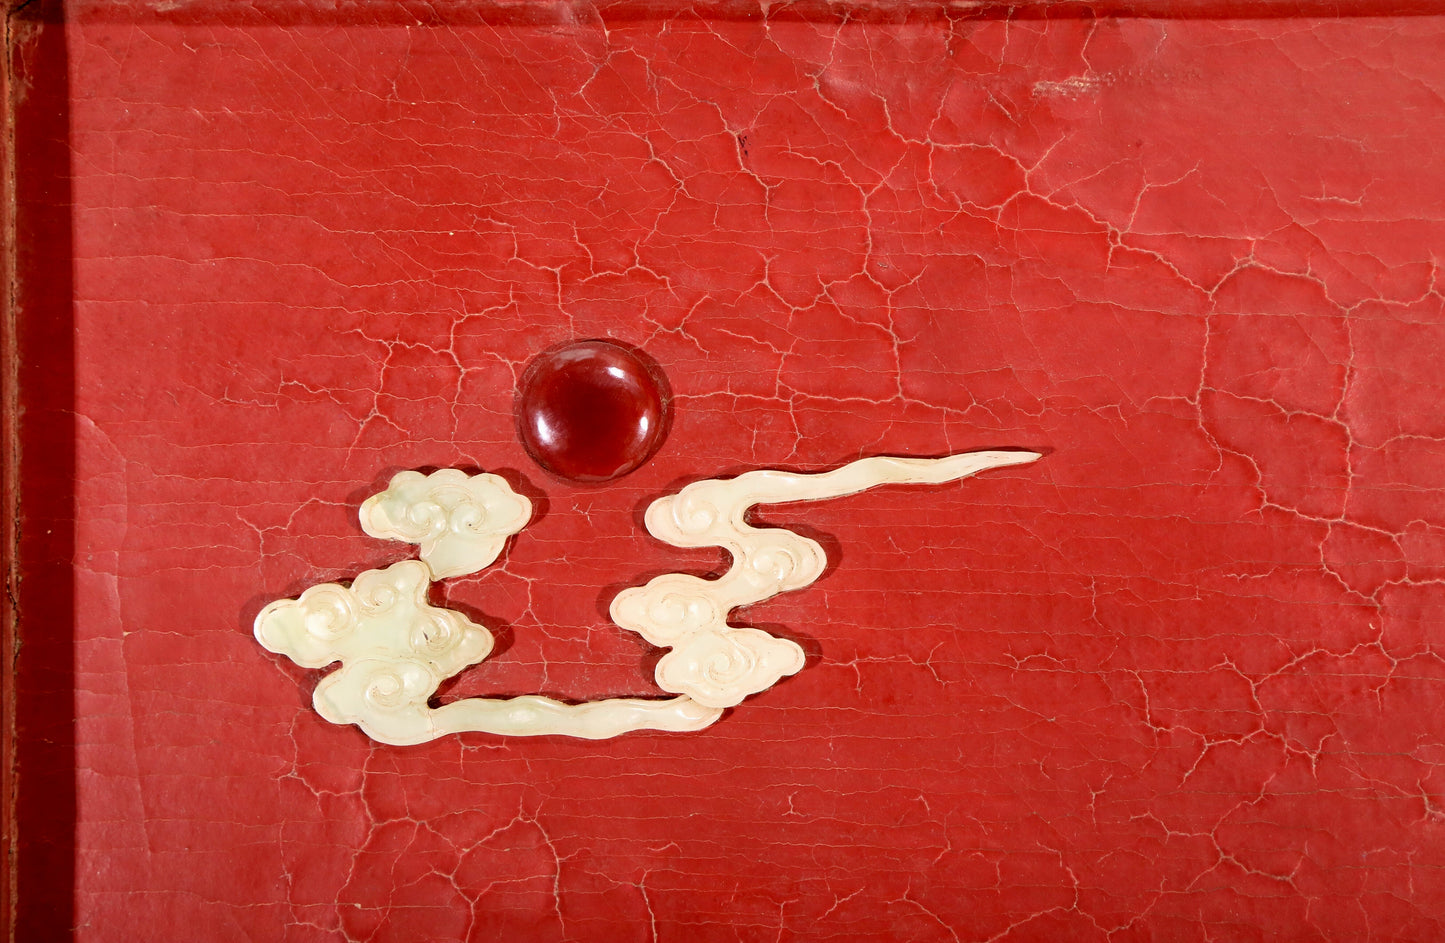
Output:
[515,340,669,483]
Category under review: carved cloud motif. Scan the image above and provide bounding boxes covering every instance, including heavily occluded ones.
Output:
[254,560,494,745]
[612,451,1042,709]
[255,452,1040,742]
[359,468,532,579]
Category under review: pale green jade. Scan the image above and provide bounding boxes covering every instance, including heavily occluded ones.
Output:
[255,453,1039,743]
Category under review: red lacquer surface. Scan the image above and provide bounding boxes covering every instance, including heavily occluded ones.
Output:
[12,1,1445,939]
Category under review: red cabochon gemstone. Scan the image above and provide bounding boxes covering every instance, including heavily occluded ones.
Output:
[515,341,669,483]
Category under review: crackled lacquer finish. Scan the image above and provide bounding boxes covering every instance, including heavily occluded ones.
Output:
[40,2,1445,940]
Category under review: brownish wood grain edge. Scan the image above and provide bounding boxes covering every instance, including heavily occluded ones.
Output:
[46,0,1445,23]
[4,3,71,939]
[1,7,19,940]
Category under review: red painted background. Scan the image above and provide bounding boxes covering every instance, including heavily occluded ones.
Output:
[11,1,1445,939]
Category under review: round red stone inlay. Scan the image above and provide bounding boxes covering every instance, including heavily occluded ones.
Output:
[515,341,669,483]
